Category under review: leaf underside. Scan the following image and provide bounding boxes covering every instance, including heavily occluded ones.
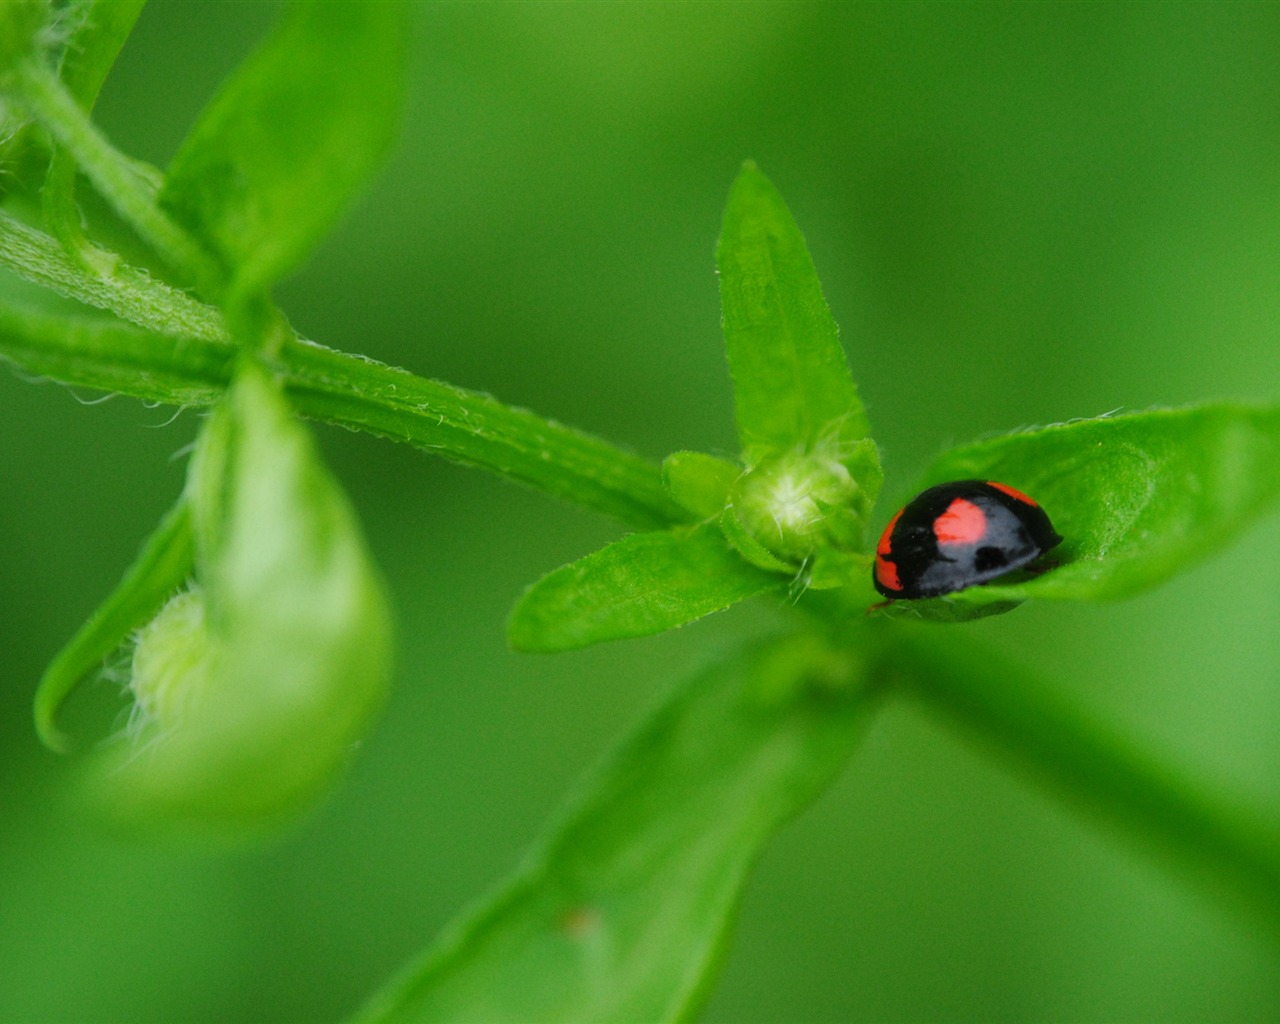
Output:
[352,633,877,1024]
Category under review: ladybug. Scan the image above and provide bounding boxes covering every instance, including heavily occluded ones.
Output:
[873,480,1062,600]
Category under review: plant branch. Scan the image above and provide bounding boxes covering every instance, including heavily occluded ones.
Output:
[890,632,1280,937]
[0,209,227,342]
[0,300,683,529]
[10,59,223,293]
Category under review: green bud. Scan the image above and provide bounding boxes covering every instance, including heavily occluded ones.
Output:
[129,587,213,729]
[92,361,394,830]
[724,439,882,589]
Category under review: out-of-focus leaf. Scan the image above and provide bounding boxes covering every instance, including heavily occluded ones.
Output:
[508,523,778,652]
[90,360,393,829]
[878,403,1280,620]
[352,632,878,1024]
[33,498,192,752]
[716,161,870,461]
[54,0,147,107]
[160,0,408,294]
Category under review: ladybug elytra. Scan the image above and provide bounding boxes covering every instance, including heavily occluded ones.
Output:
[873,480,1062,600]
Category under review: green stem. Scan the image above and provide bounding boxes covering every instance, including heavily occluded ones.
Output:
[0,300,683,529]
[11,59,224,294]
[277,339,683,529]
[0,209,227,342]
[890,632,1280,936]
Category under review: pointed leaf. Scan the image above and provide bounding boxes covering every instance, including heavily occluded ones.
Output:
[34,498,192,752]
[160,0,408,293]
[352,632,878,1024]
[508,523,778,652]
[716,161,869,460]
[890,403,1280,616]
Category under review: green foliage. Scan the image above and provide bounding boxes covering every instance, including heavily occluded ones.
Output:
[88,361,393,828]
[161,0,408,298]
[717,161,871,459]
[508,524,778,652]
[0,0,45,73]
[511,164,881,649]
[877,404,1280,620]
[353,632,878,1024]
[34,498,192,752]
[2,5,1280,1021]
[42,0,147,252]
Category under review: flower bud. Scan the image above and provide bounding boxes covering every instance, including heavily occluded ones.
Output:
[92,361,394,830]
[724,438,881,589]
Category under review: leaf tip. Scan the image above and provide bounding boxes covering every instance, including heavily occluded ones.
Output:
[33,683,73,755]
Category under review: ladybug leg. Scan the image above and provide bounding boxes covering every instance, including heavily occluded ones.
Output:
[865,598,894,616]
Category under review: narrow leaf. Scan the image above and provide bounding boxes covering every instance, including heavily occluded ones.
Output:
[34,498,192,752]
[54,1,147,108]
[160,0,408,292]
[902,403,1280,611]
[508,523,778,652]
[717,161,869,460]
[352,632,878,1024]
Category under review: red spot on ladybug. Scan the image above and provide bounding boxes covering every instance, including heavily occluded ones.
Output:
[872,480,1062,600]
[932,497,987,547]
[986,480,1038,507]
[875,554,902,593]
[874,509,904,591]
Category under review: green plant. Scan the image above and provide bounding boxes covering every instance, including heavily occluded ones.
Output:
[2,3,1278,1020]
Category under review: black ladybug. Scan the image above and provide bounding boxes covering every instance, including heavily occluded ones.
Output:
[873,480,1062,600]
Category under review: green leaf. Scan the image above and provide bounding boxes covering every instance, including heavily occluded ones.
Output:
[352,632,878,1024]
[160,0,408,294]
[662,450,739,519]
[89,361,394,829]
[33,498,192,752]
[890,403,1280,617]
[0,0,45,73]
[53,1,147,108]
[508,523,779,652]
[716,161,870,461]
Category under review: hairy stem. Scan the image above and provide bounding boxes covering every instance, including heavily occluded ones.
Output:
[0,298,682,528]
[10,59,223,293]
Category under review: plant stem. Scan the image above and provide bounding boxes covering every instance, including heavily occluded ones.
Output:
[10,59,223,294]
[0,209,227,342]
[0,300,683,529]
[891,632,1280,936]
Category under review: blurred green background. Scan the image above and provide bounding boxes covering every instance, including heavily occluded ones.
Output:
[4,1,1280,1020]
